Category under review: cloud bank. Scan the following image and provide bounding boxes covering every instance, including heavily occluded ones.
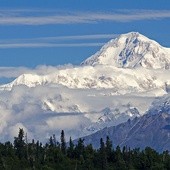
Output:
[0,84,93,142]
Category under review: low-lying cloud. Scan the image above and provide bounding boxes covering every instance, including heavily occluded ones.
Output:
[0,65,73,79]
[0,84,93,142]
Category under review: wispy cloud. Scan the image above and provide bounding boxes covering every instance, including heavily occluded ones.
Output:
[31,34,117,41]
[0,34,118,44]
[0,33,116,49]
[0,42,104,48]
[0,9,170,25]
[0,67,31,78]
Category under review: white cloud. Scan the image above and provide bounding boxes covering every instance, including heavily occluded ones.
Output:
[0,65,73,79]
[0,67,32,78]
[0,9,170,25]
[0,33,116,49]
[0,42,104,49]
[3,34,116,42]
[0,84,92,142]
[46,115,83,130]
[38,34,117,40]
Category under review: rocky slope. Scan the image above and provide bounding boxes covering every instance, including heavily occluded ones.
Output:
[79,94,170,152]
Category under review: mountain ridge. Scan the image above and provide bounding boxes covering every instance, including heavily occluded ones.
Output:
[75,93,170,152]
[0,66,169,96]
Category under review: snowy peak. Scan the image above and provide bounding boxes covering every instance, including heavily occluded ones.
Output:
[81,32,170,69]
[0,32,170,92]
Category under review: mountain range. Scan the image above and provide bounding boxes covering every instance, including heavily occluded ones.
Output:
[78,93,170,152]
[0,32,169,148]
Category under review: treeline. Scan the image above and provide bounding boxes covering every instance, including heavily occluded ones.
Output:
[0,129,170,170]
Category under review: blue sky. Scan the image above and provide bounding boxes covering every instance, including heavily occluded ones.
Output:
[0,0,170,67]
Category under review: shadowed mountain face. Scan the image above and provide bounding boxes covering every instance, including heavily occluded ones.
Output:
[79,94,170,152]
[81,112,170,152]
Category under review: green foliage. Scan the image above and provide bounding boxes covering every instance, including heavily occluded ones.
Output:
[13,128,27,160]
[60,130,66,155]
[0,129,169,169]
[67,137,74,159]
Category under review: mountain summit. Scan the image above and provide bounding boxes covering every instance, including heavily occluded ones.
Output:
[81,32,170,69]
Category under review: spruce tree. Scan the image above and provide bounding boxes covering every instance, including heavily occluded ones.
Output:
[67,137,74,159]
[14,128,26,159]
[105,136,112,162]
[60,130,66,155]
[75,138,85,159]
[99,138,107,170]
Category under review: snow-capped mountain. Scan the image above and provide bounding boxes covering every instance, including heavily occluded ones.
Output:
[81,32,170,69]
[0,32,169,143]
[0,32,170,92]
[83,105,140,135]
[79,94,170,152]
